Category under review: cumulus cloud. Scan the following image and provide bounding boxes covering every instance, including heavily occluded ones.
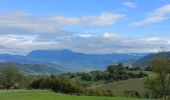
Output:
[78,34,95,38]
[130,4,170,27]
[0,11,169,54]
[0,11,124,34]
[83,12,124,27]
[101,33,126,40]
[0,32,170,55]
[0,35,60,54]
[122,2,136,8]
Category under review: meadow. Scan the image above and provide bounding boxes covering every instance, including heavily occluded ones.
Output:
[91,78,146,95]
[0,91,156,100]
[89,71,155,96]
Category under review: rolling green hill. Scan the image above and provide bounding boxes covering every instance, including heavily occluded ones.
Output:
[90,78,148,96]
[0,62,60,75]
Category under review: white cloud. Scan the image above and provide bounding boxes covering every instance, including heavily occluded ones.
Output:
[83,12,124,27]
[78,34,95,38]
[0,12,124,34]
[130,16,166,26]
[0,12,169,54]
[130,4,170,27]
[101,33,126,40]
[0,35,62,54]
[122,2,136,8]
[152,4,170,16]
[1,33,170,55]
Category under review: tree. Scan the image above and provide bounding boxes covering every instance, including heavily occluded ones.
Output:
[28,76,84,95]
[149,57,170,100]
[107,63,127,80]
[0,66,24,89]
[80,73,93,81]
[107,63,126,75]
[144,76,162,98]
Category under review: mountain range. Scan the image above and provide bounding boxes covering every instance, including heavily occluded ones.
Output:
[133,52,170,67]
[0,49,148,75]
[0,62,60,75]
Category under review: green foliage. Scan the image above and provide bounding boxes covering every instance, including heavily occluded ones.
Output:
[0,66,24,89]
[0,62,149,98]
[150,57,170,74]
[28,76,84,95]
[107,63,126,75]
[146,56,170,99]
[67,63,148,83]
[80,72,93,81]
[123,90,140,97]
[144,77,162,98]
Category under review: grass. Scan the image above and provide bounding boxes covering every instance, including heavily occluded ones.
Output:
[130,71,156,77]
[90,78,147,96]
[88,71,156,95]
[0,91,156,100]
[73,71,156,96]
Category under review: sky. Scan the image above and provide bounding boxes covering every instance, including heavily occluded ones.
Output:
[0,0,170,54]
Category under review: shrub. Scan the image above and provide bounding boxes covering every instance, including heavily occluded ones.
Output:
[123,90,140,97]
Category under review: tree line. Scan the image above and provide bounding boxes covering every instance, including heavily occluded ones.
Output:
[61,63,147,82]
[0,63,148,97]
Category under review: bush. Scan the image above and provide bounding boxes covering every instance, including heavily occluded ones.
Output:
[168,96,170,100]
[85,88,116,97]
[123,90,140,97]
[143,91,150,98]
[28,76,84,95]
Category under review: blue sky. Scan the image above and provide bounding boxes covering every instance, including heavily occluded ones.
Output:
[0,0,170,54]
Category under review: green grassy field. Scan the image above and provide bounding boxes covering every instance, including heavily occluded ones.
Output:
[88,71,156,95]
[0,91,156,100]
[90,78,147,96]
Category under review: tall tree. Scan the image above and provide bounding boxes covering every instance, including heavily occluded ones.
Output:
[0,66,24,89]
[150,57,170,100]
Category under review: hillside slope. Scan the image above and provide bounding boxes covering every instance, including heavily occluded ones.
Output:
[0,62,60,75]
[133,52,170,67]
[90,78,147,96]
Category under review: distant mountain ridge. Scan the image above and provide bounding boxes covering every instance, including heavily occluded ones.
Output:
[27,49,147,62]
[133,52,170,67]
[0,49,148,74]
[0,62,60,75]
